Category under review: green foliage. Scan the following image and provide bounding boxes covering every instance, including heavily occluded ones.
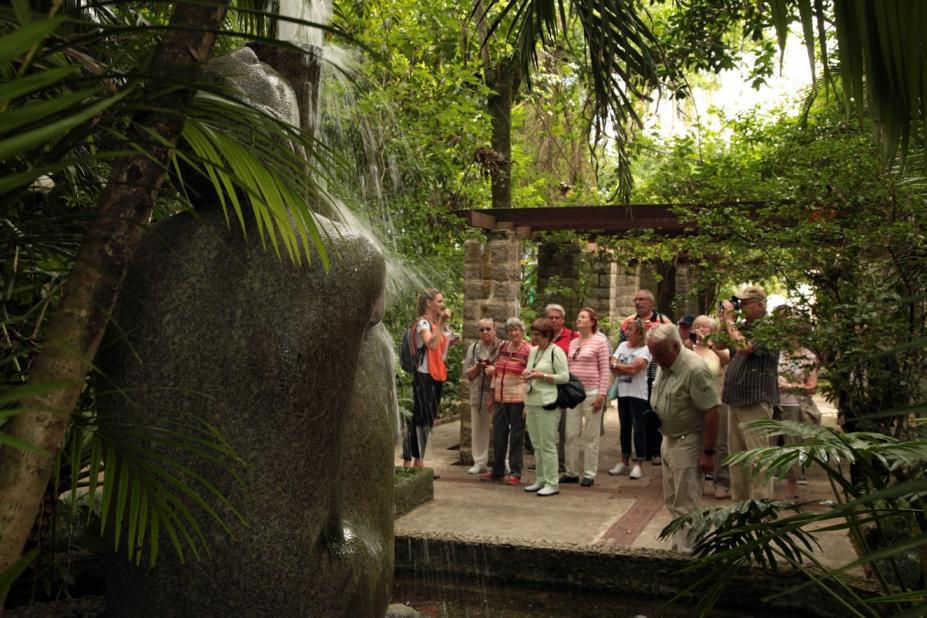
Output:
[662,421,927,616]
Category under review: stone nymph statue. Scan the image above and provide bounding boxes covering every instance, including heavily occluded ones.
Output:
[97,47,395,616]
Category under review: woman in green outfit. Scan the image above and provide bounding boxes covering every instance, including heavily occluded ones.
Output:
[522,317,570,496]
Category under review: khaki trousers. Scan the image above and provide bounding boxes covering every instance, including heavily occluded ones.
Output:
[661,432,703,553]
[469,402,491,467]
[565,389,601,479]
[728,401,774,500]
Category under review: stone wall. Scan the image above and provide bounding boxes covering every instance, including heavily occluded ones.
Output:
[536,241,581,323]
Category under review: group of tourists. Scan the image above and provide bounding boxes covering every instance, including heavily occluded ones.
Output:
[400,285,821,551]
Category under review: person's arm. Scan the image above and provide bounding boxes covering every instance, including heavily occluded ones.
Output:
[546,347,570,385]
[596,339,610,394]
[719,301,755,355]
[420,310,451,350]
[464,343,481,380]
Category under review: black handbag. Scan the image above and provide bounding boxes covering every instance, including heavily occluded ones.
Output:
[542,347,587,410]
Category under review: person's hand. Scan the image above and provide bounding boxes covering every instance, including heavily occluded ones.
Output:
[720,300,736,323]
[484,364,495,377]
[440,308,452,322]
[594,394,605,412]
[522,368,536,380]
[698,451,715,474]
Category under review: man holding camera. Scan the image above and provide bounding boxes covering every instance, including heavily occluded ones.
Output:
[720,285,779,500]
[463,318,500,474]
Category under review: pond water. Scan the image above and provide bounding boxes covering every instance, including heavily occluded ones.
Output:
[391,576,791,618]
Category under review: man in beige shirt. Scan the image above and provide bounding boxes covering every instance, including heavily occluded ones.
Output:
[647,324,720,553]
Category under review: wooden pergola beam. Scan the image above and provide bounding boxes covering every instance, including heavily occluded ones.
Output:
[455,202,770,235]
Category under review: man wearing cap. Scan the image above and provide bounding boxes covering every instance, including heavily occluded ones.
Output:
[720,285,779,500]
[647,324,719,553]
[678,314,695,349]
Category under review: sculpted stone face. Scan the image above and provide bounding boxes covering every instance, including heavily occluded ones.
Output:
[97,47,395,617]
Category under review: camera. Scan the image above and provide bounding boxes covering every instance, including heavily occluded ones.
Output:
[688,332,698,344]
[721,295,740,311]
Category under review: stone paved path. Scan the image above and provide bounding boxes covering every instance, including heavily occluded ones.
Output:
[395,396,859,572]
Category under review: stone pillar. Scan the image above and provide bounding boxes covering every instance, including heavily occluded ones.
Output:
[674,264,701,317]
[537,240,582,325]
[583,252,616,339]
[459,231,521,464]
[613,263,641,323]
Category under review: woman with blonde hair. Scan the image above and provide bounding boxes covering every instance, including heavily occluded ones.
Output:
[609,318,651,480]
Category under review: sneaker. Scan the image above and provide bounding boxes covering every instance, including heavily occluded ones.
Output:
[651,457,662,466]
[524,482,543,492]
[608,463,629,476]
[713,487,730,500]
[580,477,594,487]
[559,475,580,484]
[504,475,521,486]
[480,472,502,481]
[537,485,559,496]
[468,464,486,474]
[629,465,642,479]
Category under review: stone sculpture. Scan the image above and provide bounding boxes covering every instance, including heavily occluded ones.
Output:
[97,46,395,617]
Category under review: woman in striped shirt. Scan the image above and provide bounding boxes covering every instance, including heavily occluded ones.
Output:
[564,307,611,487]
[482,317,531,485]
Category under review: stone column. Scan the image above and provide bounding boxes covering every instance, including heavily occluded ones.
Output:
[583,251,615,338]
[459,231,521,464]
[612,263,641,336]
[537,240,582,325]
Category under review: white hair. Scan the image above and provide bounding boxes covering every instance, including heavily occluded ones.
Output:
[505,317,525,331]
[647,323,681,346]
[544,303,565,317]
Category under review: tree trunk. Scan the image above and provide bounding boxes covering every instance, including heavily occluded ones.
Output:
[486,59,519,209]
[0,0,229,591]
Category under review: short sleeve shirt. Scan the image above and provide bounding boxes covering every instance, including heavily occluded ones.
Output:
[722,319,779,406]
[416,319,431,373]
[613,342,652,400]
[650,347,720,437]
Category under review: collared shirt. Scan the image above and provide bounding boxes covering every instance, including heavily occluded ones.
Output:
[722,319,780,407]
[553,327,578,354]
[620,311,672,389]
[651,347,720,438]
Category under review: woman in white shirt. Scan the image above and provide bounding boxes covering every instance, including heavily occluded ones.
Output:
[608,319,651,480]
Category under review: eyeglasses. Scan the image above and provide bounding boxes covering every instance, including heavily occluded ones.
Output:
[478,327,493,332]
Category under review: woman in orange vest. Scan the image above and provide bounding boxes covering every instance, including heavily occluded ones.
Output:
[402,288,452,469]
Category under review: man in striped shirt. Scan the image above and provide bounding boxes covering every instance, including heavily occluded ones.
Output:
[721,286,780,500]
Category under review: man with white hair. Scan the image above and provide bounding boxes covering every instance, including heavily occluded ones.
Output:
[647,324,719,553]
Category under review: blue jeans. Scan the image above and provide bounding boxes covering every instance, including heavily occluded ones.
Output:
[618,396,649,461]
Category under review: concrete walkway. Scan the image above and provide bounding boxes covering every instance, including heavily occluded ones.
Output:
[395,397,858,572]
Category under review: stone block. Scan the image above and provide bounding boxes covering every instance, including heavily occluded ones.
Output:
[491,280,519,302]
[464,279,489,300]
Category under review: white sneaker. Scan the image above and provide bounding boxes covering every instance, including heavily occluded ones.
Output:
[537,485,559,496]
[524,482,543,492]
[629,464,642,479]
[468,464,486,474]
[608,463,628,476]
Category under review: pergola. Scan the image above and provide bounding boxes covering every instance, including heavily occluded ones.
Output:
[453,201,766,465]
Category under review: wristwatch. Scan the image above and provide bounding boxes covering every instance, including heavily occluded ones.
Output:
[703,448,716,456]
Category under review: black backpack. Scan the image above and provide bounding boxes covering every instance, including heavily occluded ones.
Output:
[399,322,425,374]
